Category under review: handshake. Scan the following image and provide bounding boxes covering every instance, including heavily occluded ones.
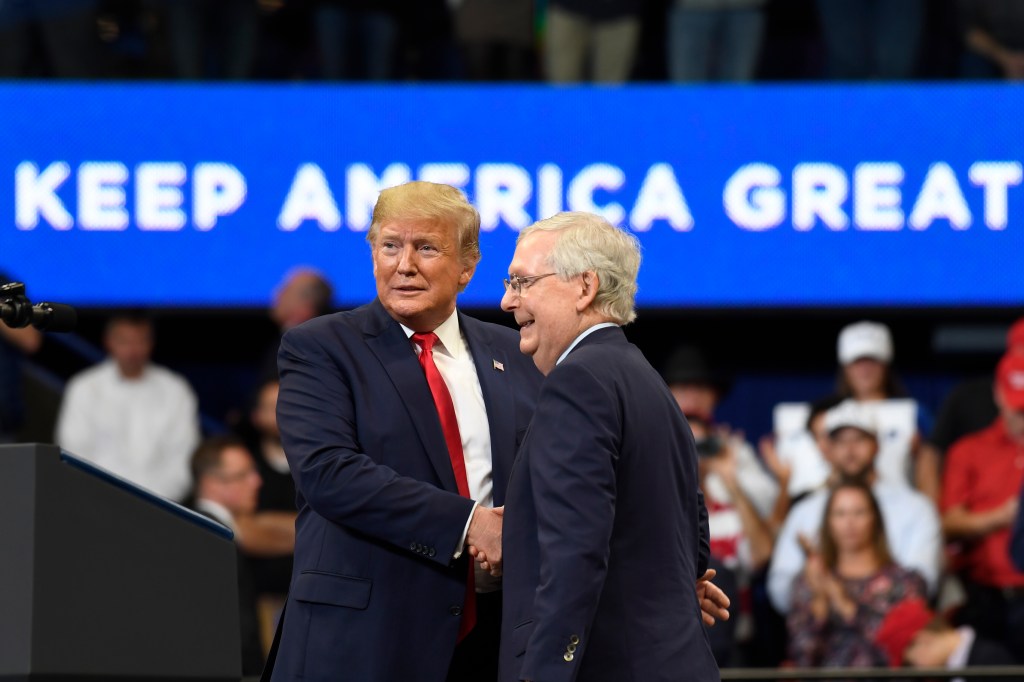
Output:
[462,506,732,627]
[466,505,504,577]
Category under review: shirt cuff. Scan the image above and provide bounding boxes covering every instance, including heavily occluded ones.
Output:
[453,501,479,560]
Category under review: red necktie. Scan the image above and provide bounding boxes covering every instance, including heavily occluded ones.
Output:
[411,332,476,642]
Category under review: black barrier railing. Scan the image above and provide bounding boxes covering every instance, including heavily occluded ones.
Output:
[241,668,1024,682]
[720,667,1024,680]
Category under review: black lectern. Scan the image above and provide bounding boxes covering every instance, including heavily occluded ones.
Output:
[0,444,241,682]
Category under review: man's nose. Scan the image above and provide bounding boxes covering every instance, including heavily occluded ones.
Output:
[397,245,417,274]
[500,288,517,311]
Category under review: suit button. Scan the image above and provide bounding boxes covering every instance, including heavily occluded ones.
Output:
[570,635,580,645]
[410,542,417,551]
[567,644,576,653]
[449,605,463,616]
[564,652,574,662]
[428,547,436,557]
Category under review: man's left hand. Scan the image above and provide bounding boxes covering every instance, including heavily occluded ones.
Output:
[696,569,730,626]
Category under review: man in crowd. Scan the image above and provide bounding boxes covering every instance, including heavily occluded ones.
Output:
[930,318,1024,458]
[943,351,1024,657]
[242,378,297,599]
[495,212,720,682]
[767,400,942,614]
[56,314,200,501]
[260,268,334,381]
[190,435,266,677]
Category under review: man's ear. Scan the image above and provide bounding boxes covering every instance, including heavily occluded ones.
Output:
[459,260,477,288]
[576,271,599,312]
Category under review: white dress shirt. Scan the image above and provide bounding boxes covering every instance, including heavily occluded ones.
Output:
[195,498,237,535]
[403,311,498,591]
[56,359,200,502]
[556,322,618,366]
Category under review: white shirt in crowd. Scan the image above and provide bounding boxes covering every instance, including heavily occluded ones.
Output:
[56,359,200,502]
[767,480,942,614]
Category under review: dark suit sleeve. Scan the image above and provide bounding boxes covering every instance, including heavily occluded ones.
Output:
[697,489,710,578]
[277,326,473,565]
[520,362,620,682]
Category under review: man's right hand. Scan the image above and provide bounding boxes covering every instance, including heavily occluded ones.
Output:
[467,506,503,577]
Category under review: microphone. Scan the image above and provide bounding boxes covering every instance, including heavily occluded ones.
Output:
[0,282,77,332]
[30,302,78,332]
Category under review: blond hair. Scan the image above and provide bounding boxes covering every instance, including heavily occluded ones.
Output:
[367,182,481,270]
[519,212,640,325]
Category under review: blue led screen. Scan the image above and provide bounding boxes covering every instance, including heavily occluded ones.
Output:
[2,84,1022,308]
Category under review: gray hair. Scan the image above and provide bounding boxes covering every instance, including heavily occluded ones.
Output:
[519,212,641,325]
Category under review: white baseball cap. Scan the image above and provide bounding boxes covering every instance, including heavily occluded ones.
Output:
[837,321,893,365]
[824,400,878,439]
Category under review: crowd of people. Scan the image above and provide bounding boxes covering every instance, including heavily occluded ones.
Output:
[4,238,1024,677]
[2,0,1024,82]
[667,319,1024,673]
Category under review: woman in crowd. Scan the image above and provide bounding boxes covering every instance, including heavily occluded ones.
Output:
[787,480,927,667]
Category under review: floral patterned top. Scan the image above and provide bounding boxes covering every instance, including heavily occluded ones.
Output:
[787,563,928,667]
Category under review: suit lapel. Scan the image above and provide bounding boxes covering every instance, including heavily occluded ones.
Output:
[363,301,459,493]
[461,313,516,506]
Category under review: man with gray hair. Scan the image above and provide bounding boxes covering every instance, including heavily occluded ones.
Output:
[493,212,721,682]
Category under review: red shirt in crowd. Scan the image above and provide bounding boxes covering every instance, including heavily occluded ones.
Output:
[941,418,1024,588]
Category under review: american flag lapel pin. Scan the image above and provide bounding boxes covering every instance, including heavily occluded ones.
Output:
[493,359,504,372]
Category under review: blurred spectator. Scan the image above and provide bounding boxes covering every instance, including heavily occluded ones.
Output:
[768,394,844,505]
[55,313,200,501]
[768,400,942,614]
[163,0,260,79]
[930,318,1024,458]
[959,0,1024,79]
[260,267,334,382]
[240,378,296,597]
[454,0,535,81]
[312,0,399,80]
[691,414,774,666]
[0,276,43,443]
[830,321,940,501]
[667,0,766,82]
[664,345,778,522]
[787,479,927,666]
[875,597,1020,672]
[189,435,265,676]
[941,351,1024,657]
[0,0,101,77]
[815,0,924,79]
[544,0,642,83]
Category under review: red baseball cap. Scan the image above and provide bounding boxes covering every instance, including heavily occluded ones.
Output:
[874,597,934,667]
[998,352,1024,411]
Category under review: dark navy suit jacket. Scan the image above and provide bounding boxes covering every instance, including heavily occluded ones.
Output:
[499,326,718,682]
[268,299,542,682]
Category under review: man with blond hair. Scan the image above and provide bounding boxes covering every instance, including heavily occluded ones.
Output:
[495,212,720,682]
[266,181,544,682]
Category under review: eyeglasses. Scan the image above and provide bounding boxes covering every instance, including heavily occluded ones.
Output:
[215,467,259,484]
[502,273,557,295]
